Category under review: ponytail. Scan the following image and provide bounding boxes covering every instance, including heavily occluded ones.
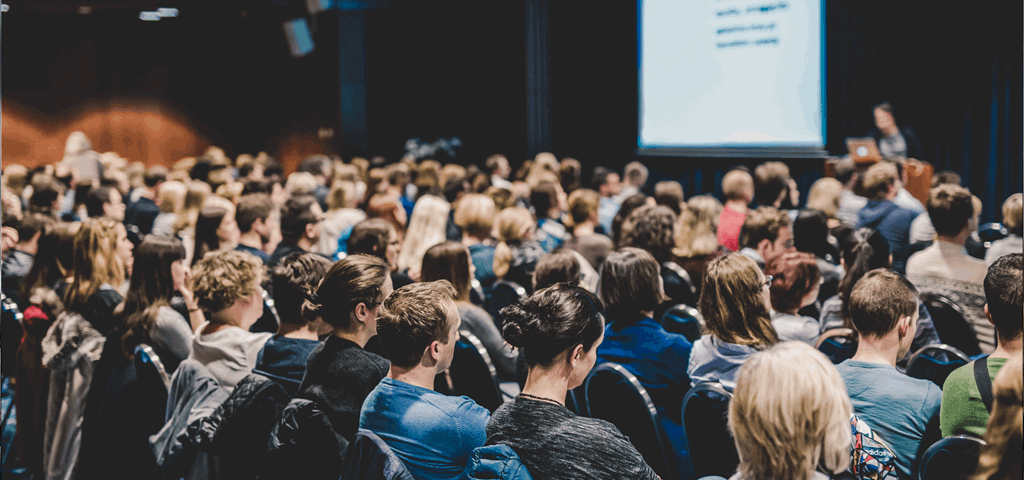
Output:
[838,228,891,327]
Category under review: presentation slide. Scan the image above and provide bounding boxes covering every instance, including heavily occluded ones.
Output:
[638,0,824,152]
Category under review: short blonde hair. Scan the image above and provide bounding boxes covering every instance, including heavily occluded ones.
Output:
[191,250,265,313]
[285,172,317,196]
[862,162,898,200]
[722,169,754,201]
[806,178,843,219]
[674,195,723,258]
[730,342,852,480]
[454,193,496,238]
[327,181,357,211]
[157,180,187,214]
[1002,193,1023,235]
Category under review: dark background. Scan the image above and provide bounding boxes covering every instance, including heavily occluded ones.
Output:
[3,0,1021,221]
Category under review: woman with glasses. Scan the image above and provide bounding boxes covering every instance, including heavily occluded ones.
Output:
[687,253,778,389]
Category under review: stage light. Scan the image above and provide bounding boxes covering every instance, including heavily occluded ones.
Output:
[140,11,160,21]
[157,8,178,18]
[1,4,9,12]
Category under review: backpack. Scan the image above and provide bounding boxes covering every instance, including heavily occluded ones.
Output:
[849,414,901,480]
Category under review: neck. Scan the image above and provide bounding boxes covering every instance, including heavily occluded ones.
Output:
[883,126,899,136]
[851,334,902,367]
[937,232,969,246]
[462,234,488,246]
[238,231,263,250]
[142,187,157,200]
[295,237,315,252]
[14,243,37,255]
[990,337,1023,360]
[725,199,748,213]
[278,322,320,341]
[387,364,436,391]
[573,221,595,237]
[332,326,371,348]
[207,310,243,332]
[521,363,571,405]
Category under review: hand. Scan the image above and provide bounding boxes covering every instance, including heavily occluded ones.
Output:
[176,268,199,311]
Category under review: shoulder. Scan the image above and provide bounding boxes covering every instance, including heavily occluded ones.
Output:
[942,362,975,396]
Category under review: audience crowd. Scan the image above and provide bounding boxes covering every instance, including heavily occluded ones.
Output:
[1,133,1021,480]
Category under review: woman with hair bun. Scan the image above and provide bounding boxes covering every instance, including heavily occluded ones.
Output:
[486,283,659,480]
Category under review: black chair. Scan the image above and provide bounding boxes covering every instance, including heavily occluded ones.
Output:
[816,328,857,364]
[977,222,1008,246]
[446,331,504,412]
[1,293,24,378]
[906,344,970,388]
[342,429,416,480]
[135,344,171,392]
[681,381,738,480]
[660,304,703,343]
[917,435,986,480]
[485,280,528,330]
[920,293,981,357]
[565,385,587,417]
[585,363,677,480]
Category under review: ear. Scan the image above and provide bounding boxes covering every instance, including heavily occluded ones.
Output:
[984,304,994,326]
[428,340,443,364]
[757,238,772,253]
[353,302,369,325]
[570,344,584,367]
[304,222,317,239]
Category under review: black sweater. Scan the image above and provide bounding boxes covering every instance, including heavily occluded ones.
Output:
[298,336,390,441]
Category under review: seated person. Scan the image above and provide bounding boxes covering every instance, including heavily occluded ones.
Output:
[766,252,821,346]
[856,162,918,274]
[907,184,991,352]
[563,188,614,271]
[738,206,795,271]
[941,254,1023,438]
[488,283,659,479]
[619,205,696,309]
[985,193,1022,266]
[531,181,569,253]
[299,254,393,441]
[596,248,694,478]
[234,193,275,265]
[252,253,332,395]
[835,269,941,478]
[493,207,545,294]
[189,250,273,390]
[359,281,489,480]
[728,342,852,480]
[972,356,1022,480]
[688,253,778,389]
[454,193,498,288]
[269,194,323,267]
[717,169,754,252]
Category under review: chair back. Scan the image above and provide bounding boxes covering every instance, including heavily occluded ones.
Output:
[342,429,416,480]
[906,344,970,387]
[485,280,528,328]
[917,435,986,480]
[447,331,504,412]
[585,363,676,480]
[920,293,981,357]
[816,328,857,364]
[682,381,738,479]
[135,344,172,391]
[1,293,23,377]
[660,304,703,343]
[977,222,1008,244]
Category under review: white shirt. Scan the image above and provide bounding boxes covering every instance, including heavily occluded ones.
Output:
[906,240,987,284]
[771,311,820,346]
[985,235,1023,266]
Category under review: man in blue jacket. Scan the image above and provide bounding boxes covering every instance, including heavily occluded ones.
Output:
[857,161,919,274]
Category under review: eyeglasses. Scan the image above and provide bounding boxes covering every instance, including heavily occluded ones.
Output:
[760,275,774,288]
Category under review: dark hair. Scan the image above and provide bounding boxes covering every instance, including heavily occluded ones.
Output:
[21,222,78,301]
[501,283,605,367]
[834,159,857,186]
[16,213,54,245]
[348,218,392,260]
[927,184,974,236]
[377,280,458,369]
[85,186,118,218]
[272,253,332,327]
[753,162,791,207]
[297,155,330,178]
[530,181,559,219]
[612,194,648,246]
[766,252,821,313]
[793,209,837,262]
[984,254,1023,341]
[110,235,186,360]
[848,269,918,338]
[485,154,507,175]
[619,205,677,264]
[192,206,229,266]
[740,206,791,249]
[144,167,167,188]
[29,179,62,215]
[872,101,895,122]
[590,166,615,191]
[443,176,469,203]
[421,242,473,303]
[600,248,664,322]
[559,158,582,194]
[838,228,891,327]
[235,194,273,234]
[534,249,581,291]
[242,179,276,196]
[654,181,685,216]
[303,254,389,330]
[280,194,319,243]
[932,170,962,188]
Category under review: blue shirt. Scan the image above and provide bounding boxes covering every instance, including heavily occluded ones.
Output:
[598,197,620,235]
[468,243,497,288]
[235,244,270,265]
[835,360,942,478]
[252,335,319,396]
[359,377,490,480]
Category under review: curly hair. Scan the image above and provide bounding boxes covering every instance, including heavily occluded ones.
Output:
[190,250,265,313]
[619,205,677,264]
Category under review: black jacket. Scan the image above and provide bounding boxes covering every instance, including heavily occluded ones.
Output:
[262,398,348,480]
[869,126,925,160]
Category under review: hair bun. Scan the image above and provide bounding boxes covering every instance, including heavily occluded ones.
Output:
[500,303,542,348]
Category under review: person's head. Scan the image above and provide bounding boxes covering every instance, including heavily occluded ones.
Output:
[533,249,581,291]
[729,342,852,480]
[674,195,723,258]
[235,193,275,242]
[600,247,665,321]
[722,168,756,204]
[619,205,677,264]
[766,252,821,313]
[927,184,975,238]
[486,154,511,179]
[376,281,460,372]
[501,283,605,389]
[793,209,836,261]
[326,181,357,211]
[984,254,1023,344]
[493,207,536,280]
[21,222,80,301]
[190,250,265,327]
[113,235,187,359]
[847,269,919,356]
[279,194,323,246]
[157,180,187,214]
[753,162,791,207]
[973,356,1022,480]
[305,254,391,337]
[699,253,777,348]
[15,213,54,250]
[297,155,331,184]
[4,164,29,197]
[932,170,962,188]
[872,102,897,132]
[454,193,496,240]
[861,162,900,201]
[558,158,582,194]
[611,194,649,246]
[272,253,333,332]
[348,218,400,270]
[566,188,601,228]
[740,206,794,265]
[623,161,649,188]
[1001,193,1023,237]
[84,186,125,221]
[653,181,685,216]
[590,167,621,198]
[837,228,891,324]
[833,159,858,189]
[396,195,450,275]
[192,203,239,265]
[28,178,63,216]
[66,218,126,312]
[530,181,563,220]
[421,242,473,303]
[806,178,842,220]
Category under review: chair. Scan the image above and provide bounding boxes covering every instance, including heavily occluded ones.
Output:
[977,222,1008,247]
[681,381,738,480]
[485,280,528,330]
[920,293,981,357]
[342,429,416,480]
[660,304,703,343]
[447,331,504,412]
[1,293,23,378]
[906,344,970,387]
[917,435,986,480]
[585,363,677,480]
[816,328,857,364]
[135,344,171,391]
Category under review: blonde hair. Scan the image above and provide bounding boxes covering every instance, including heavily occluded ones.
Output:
[216,181,244,204]
[862,162,899,200]
[730,342,852,480]
[395,195,451,274]
[526,152,559,187]
[174,181,212,233]
[65,218,125,313]
[285,172,318,196]
[454,193,496,239]
[699,253,777,347]
[493,207,535,279]
[157,181,187,214]
[674,195,723,258]
[64,131,93,156]
[806,178,843,220]
[440,164,467,190]
[1002,193,1023,236]
[566,188,601,227]
[190,250,265,313]
[327,181,357,211]
[973,356,1022,480]
[722,169,754,201]
[4,164,29,197]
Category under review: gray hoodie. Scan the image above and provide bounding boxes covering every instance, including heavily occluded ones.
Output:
[686,335,759,390]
